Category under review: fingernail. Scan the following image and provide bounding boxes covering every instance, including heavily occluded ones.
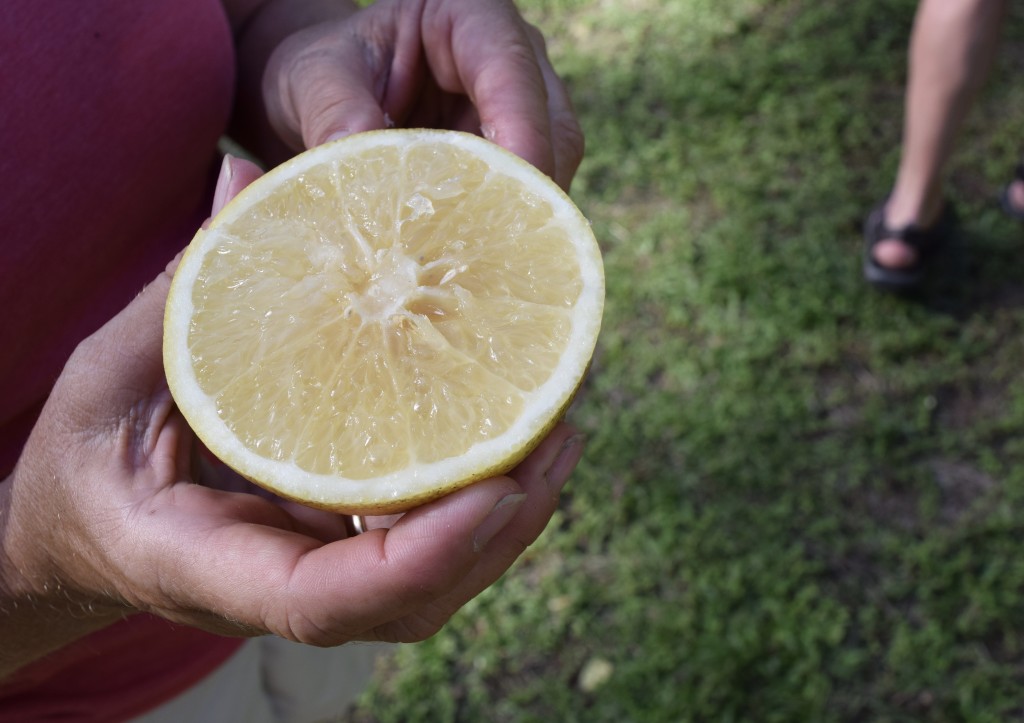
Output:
[326,131,351,144]
[545,434,586,498]
[211,154,235,214]
[472,493,526,552]
[479,122,497,142]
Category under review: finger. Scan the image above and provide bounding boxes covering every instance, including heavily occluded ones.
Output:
[369,423,583,642]
[211,155,266,217]
[265,28,391,149]
[192,454,352,543]
[295,61,391,148]
[487,422,584,553]
[289,476,525,641]
[146,474,523,644]
[497,423,582,494]
[525,25,585,192]
[424,3,555,178]
[362,513,404,531]
[275,500,353,543]
[170,427,580,643]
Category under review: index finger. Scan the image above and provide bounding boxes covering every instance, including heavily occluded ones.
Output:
[144,473,521,644]
[524,24,585,191]
[424,3,555,178]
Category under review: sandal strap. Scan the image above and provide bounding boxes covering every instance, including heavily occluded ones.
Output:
[866,211,946,253]
[868,202,954,253]
[897,224,939,252]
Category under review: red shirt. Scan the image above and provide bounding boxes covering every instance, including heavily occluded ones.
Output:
[0,1,246,719]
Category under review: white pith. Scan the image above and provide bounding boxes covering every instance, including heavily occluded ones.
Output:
[164,130,604,510]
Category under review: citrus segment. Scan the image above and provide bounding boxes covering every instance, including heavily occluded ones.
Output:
[164,129,604,513]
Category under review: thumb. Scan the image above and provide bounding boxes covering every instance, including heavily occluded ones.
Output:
[210,154,265,219]
[294,65,390,148]
[265,37,390,149]
[61,156,265,414]
[56,253,178,431]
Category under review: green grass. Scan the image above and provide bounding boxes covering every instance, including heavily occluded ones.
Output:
[344,1,1024,720]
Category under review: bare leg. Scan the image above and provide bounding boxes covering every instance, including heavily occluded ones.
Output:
[874,0,1006,270]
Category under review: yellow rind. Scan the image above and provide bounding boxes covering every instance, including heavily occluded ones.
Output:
[249,377,585,516]
[163,129,603,514]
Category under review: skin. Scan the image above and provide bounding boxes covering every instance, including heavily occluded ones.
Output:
[873,0,1019,270]
[229,0,584,190]
[0,0,586,681]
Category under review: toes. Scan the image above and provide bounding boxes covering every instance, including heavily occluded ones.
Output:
[1009,180,1024,213]
[872,238,919,269]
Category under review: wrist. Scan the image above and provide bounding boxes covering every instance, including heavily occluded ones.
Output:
[0,473,127,681]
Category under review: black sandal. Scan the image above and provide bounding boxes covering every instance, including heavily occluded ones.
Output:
[1000,162,1024,221]
[862,200,957,292]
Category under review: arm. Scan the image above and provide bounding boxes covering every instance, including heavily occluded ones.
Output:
[0,159,266,679]
[0,482,127,679]
[0,0,586,681]
[0,156,581,681]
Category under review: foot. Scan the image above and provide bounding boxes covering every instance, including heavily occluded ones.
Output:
[862,197,956,292]
[1006,178,1024,216]
[870,200,945,271]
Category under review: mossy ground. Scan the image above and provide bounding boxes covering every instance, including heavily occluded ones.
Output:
[344,2,1024,720]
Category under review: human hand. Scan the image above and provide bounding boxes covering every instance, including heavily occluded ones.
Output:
[258,0,584,190]
[0,156,584,675]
